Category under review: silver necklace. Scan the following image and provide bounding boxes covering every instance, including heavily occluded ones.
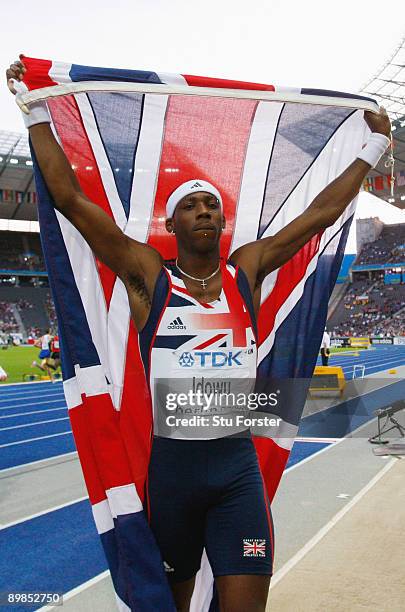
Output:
[176,258,220,290]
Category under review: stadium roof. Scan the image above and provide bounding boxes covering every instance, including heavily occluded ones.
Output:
[361,37,405,210]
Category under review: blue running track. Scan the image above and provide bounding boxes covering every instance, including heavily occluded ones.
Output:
[316,344,405,378]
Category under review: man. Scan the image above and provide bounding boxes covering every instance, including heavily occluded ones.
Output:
[7,58,391,612]
[320,328,331,366]
[31,327,54,381]
[47,333,61,380]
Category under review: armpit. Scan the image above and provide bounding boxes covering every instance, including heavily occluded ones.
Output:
[126,272,151,306]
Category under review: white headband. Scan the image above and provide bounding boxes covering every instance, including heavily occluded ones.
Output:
[166,179,222,218]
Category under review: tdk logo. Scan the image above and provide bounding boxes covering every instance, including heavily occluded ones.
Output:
[178,352,195,367]
[168,317,186,330]
[179,351,242,368]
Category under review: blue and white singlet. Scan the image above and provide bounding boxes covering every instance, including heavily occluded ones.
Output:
[139,259,258,439]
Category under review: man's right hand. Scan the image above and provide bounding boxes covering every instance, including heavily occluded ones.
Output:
[6,56,26,95]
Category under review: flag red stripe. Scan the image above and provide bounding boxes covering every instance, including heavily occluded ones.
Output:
[48,96,117,307]
[193,333,227,350]
[183,74,275,92]
[147,95,258,259]
[253,436,290,503]
[258,232,323,345]
[20,56,57,90]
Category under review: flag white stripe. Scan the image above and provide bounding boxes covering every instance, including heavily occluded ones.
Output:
[230,101,284,253]
[126,94,168,238]
[107,279,130,409]
[74,93,127,229]
[157,72,188,86]
[55,210,111,381]
[259,110,367,303]
[48,61,72,85]
[107,95,169,407]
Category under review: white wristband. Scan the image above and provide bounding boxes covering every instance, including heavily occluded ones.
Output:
[21,100,51,129]
[357,132,390,168]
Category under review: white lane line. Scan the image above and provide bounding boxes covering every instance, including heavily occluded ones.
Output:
[270,458,397,588]
[0,392,65,404]
[0,386,63,395]
[0,399,66,411]
[0,417,70,432]
[0,494,89,530]
[0,431,72,448]
[285,441,335,473]
[0,407,67,420]
[37,571,110,611]
[295,437,341,443]
[0,380,61,388]
[0,451,78,475]
[341,356,405,369]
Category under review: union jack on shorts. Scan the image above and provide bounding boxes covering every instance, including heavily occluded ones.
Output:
[243,539,267,557]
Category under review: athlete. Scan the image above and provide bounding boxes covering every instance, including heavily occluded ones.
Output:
[31,328,54,381]
[7,59,391,612]
[47,334,61,380]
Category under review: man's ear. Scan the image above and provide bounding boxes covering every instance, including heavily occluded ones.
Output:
[222,215,226,230]
[165,218,174,233]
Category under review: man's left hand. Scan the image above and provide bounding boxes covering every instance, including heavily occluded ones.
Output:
[364,106,391,138]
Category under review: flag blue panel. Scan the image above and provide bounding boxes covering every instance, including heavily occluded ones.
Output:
[31,146,102,374]
[87,92,144,218]
[69,64,163,84]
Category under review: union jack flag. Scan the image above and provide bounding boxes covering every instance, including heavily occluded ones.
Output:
[243,539,267,557]
[19,55,377,611]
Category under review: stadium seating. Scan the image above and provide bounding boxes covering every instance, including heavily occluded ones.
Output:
[0,286,55,337]
[0,301,19,333]
[0,231,45,271]
[329,222,405,337]
[356,224,404,266]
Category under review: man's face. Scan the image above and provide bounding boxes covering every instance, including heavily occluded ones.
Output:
[166,191,225,253]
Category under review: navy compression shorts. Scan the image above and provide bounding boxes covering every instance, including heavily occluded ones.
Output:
[147,435,274,583]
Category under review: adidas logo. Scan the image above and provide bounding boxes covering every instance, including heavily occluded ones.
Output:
[191,181,203,189]
[167,317,186,330]
[163,561,175,572]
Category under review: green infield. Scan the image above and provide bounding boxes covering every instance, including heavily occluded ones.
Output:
[329,347,371,354]
[0,345,61,384]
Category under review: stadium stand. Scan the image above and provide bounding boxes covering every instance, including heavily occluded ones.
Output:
[0,286,54,337]
[0,301,19,333]
[0,231,45,271]
[328,221,405,337]
[356,224,404,265]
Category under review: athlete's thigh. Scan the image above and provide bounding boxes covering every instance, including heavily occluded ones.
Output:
[147,437,206,584]
[204,439,274,578]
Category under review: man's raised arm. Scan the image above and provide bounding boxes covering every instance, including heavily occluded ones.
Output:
[6,58,162,282]
[231,107,391,291]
